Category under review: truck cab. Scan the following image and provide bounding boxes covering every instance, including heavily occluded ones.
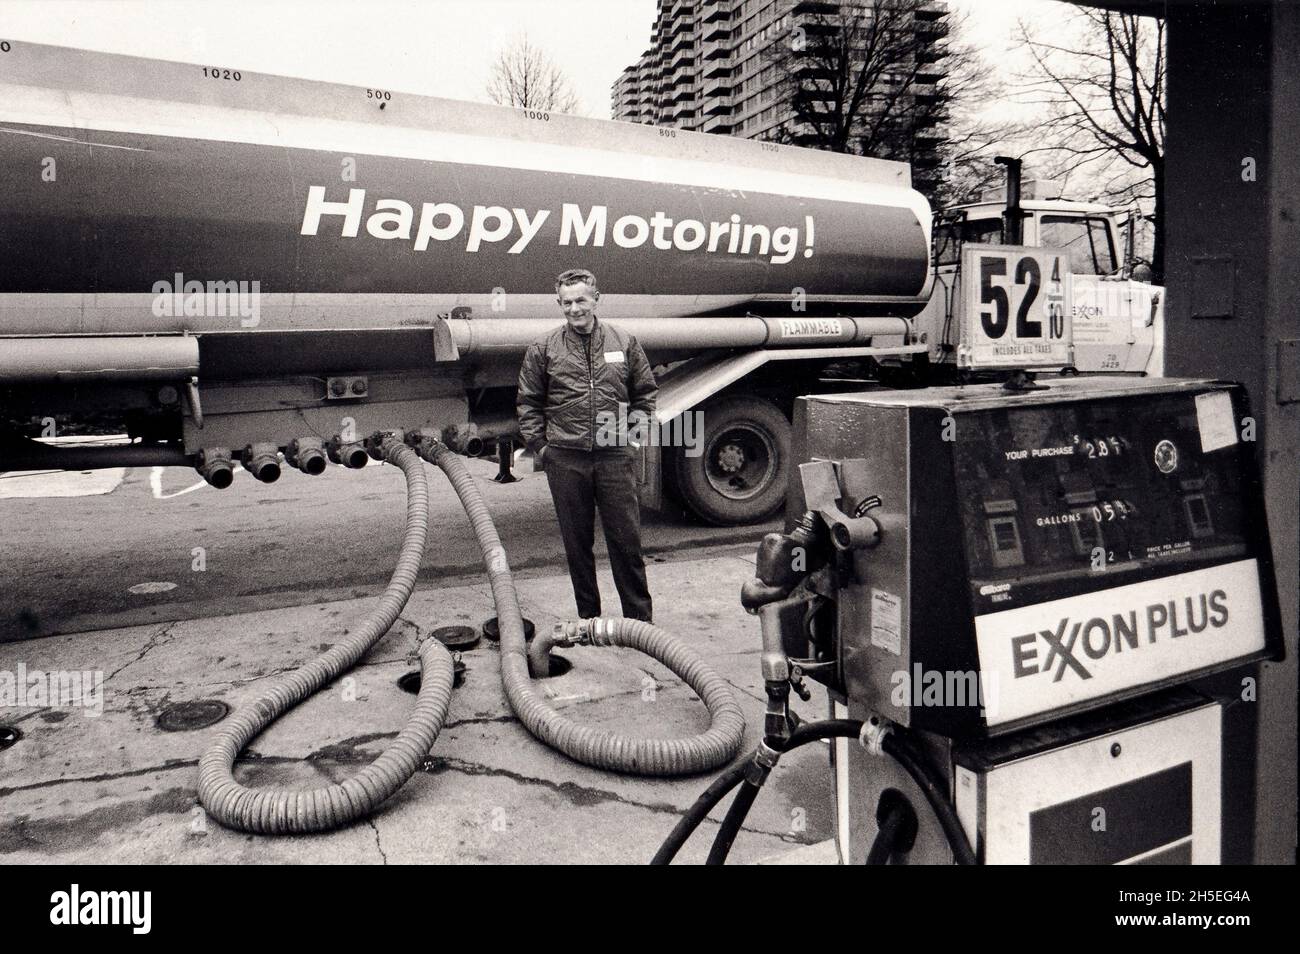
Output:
[939,197,1122,275]
[917,183,1164,376]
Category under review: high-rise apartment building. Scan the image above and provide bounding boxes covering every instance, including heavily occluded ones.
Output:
[612,0,950,192]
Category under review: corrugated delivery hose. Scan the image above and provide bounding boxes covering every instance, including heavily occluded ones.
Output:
[418,439,746,775]
[197,438,455,833]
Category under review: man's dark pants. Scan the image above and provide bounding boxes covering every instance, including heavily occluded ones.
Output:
[543,445,653,622]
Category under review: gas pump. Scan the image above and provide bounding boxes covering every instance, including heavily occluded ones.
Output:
[655,243,1284,866]
[777,376,1283,864]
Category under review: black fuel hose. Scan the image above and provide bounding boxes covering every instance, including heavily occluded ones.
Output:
[865,800,911,865]
[667,718,977,866]
[705,777,760,864]
[649,763,746,865]
[881,730,977,866]
[197,438,456,833]
[653,719,860,865]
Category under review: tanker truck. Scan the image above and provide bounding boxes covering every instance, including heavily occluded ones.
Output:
[0,41,1158,526]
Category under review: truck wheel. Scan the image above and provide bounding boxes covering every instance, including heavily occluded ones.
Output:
[671,395,790,526]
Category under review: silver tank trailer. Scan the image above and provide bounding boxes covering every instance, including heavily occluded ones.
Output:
[0,40,933,519]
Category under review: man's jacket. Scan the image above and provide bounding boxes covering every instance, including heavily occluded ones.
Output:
[516,318,657,453]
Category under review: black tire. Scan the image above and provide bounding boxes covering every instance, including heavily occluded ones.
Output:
[670,395,791,526]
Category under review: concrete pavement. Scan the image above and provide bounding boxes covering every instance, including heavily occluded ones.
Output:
[0,455,775,641]
[0,540,837,864]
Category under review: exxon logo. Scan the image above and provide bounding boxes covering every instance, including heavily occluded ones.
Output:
[1011,590,1229,681]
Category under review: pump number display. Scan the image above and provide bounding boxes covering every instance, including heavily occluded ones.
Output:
[958,245,1073,370]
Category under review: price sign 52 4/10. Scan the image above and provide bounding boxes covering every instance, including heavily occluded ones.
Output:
[959,245,1074,370]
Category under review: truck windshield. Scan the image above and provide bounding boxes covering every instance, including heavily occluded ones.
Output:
[1039,215,1117,275]
[933,217,1004,266]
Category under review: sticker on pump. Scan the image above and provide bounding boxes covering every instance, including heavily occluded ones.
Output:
[958,244,1074,370]
[1195,390,1238,453]
[870,588,902,655]
[974,558,1267,726]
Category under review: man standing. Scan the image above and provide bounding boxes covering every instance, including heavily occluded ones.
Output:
[516,268,657,622]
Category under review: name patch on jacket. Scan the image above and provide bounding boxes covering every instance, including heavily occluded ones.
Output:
[604,351,625,363]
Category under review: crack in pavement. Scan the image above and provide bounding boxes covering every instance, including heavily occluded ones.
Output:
[367,819,389,864]
[3,744,413,796]
[1,704,590,796]
[447,713,519,728]
[2,749,809,849]
[95,651,420,696]
[3,708,52,726]
[0,758,198,797]
[0,743,380,796]
[107,666,300,696]
[424,754,805,845]
[717,673,768,705]
[105,620,180,683]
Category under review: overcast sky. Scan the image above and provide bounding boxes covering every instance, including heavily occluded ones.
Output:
[0,0,1067,118]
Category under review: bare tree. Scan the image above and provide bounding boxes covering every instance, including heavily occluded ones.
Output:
[761,0,1014,205]
[486,33,581,114]
[927,11,1026,207]
[1017,11,1165,278]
